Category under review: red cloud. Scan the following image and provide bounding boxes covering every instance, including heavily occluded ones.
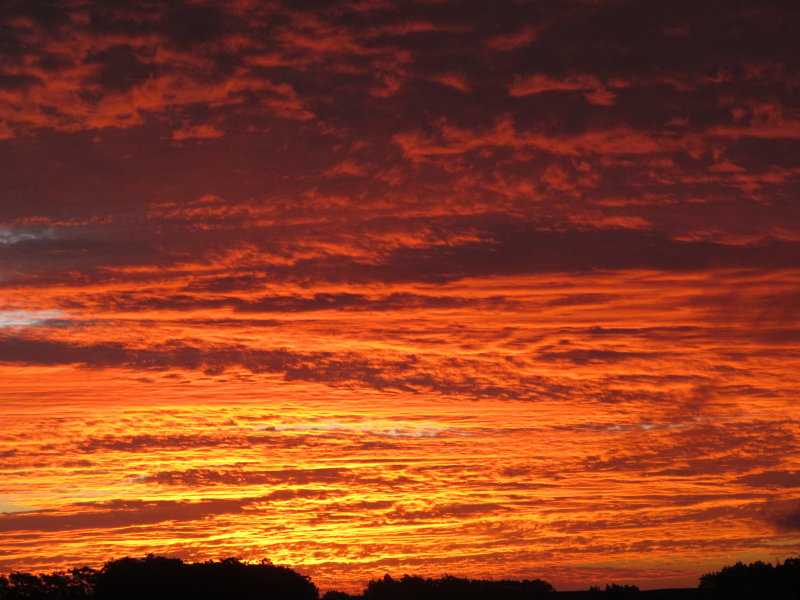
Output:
[510,73,617,105]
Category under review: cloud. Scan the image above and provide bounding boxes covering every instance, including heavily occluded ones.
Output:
[509,73,616,106]
[74,432,310,453]
[427,72,470,92]
[0,498,30,514]
[318,225,800,283]
[582,421,797,477]
[260,419,458,439]
[0,310,64,327]
[536,348,666,365]
[0,335,526,398]
[0,498,248,533]
[234,292,479,312]
[172,123,225,140]
[393,118,681,160]
[0,492,328,533]
[736,471,800,489]
[546,294,621,307]
[761,499,800,532]
[139,467,354,487]
[387,502,506,522]
[0,227,57,245]
[485,25,537,51]
[0,5,318,137]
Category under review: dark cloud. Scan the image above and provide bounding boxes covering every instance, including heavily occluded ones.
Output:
[86,45,157,93]
[536,348,666,365]
[164,4,227,47]
[63,291,485,313]
[736,471,800,489]
[762,500,800,532]
[546,293,621,307]
[7,214,798,289]
[0,498,248,533]
[74,433,312,453]
[274,225,800,284]
[0,73,41,90]
[139,467,416,488]
[0,334,542,398]
[583,422,798,476]
[141,467,353,486]
[235,292,479,312]
[0,491,330,534]
[385,502,506,523]
[0,225,170,279]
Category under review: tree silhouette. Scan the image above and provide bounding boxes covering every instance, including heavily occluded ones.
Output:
[699,558,800,599]
[6,553,800,600]
[321,591,357,600]
[362,573,554,600]
[0,557,319,600]
[603,583,639,597]
[93,555,318,600]
[0,568,98,600]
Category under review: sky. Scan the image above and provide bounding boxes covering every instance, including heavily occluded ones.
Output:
[1,0,799,593]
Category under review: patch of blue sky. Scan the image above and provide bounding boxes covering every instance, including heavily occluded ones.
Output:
[0,311,65,327]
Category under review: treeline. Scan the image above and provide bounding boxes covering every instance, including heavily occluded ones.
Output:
[699,557,800,599]
[361,573,554,599]
[0,555,317,600]
[2,554,800,599]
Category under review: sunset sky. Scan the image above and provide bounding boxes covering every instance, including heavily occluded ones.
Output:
[1,0,800,593]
